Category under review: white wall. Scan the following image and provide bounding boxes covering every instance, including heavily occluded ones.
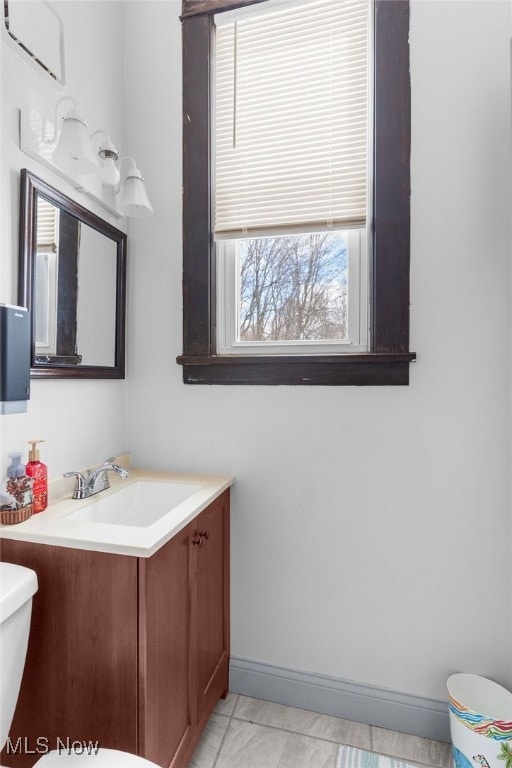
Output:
[124,0,512,702]
[0,1,128,477]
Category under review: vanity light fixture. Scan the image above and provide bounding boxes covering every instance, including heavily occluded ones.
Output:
[19,101,152,219]
[116,158,153,219]
[91,130,120,186]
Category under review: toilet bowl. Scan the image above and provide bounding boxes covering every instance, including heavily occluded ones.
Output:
[0,562,160,768]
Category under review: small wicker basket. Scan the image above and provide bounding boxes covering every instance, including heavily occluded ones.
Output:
[0,504,33,525]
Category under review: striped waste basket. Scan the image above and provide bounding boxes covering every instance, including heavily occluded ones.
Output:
[448,674,512,768]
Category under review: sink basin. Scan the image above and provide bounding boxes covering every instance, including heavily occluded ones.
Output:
[64,480,203,527]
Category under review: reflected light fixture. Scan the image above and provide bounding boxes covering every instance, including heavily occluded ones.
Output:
[51,96,98,176]
[117,158,153,218]
[91,129,120,186]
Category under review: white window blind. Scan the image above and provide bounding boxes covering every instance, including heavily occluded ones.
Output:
[214,0,369,239]
[36,199,59,253]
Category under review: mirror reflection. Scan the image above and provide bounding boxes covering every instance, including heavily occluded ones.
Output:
[19,169,127,378]
[34,197,117,367]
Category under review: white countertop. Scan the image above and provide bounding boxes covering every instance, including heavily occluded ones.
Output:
[0,463,234,558]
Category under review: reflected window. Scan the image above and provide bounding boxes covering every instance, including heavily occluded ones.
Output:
[35,198,59,354]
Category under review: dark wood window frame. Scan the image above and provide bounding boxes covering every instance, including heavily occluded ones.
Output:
[177,0,415,385]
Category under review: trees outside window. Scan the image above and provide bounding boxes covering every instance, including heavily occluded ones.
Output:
[239,233,348,344]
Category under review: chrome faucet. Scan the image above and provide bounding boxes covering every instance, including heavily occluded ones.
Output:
[64,459,129,500]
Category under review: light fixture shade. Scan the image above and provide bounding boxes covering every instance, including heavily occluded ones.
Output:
[101,156,121,186]
[96,136,120,185]
[52,108,98,176]
[118,168,153,218]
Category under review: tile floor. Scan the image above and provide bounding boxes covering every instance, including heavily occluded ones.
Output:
[189,694,452,768]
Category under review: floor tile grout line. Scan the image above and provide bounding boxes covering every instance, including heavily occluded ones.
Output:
[210,722,230,768]
[212,695,239,768]
[228,693,240,720]
[229,713,370,749]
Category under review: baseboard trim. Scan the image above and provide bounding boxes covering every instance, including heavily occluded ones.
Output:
[229,656,451,743]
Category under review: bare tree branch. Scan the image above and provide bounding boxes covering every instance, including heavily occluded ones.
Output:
[239,233,349,342]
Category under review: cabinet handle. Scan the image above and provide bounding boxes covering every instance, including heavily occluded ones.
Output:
[192,536,204,548]
[200,530,209,541]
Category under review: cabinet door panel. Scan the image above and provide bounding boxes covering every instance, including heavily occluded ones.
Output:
[139,523,194,767]
[194,492,230,721]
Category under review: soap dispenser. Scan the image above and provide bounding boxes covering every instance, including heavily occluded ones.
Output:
[3,452,33,522]
[26,440,48,513]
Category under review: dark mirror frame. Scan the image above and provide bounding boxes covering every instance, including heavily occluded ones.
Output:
[18,169,127,379]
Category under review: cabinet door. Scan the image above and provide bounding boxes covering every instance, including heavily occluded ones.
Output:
[194,491,230,723]
[139,522,195,768]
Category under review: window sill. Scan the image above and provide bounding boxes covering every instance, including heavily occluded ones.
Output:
[176,353,416,385]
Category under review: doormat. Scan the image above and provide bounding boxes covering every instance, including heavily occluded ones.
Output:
[337,745,420,768]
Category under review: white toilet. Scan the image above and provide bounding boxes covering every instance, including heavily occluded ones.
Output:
[0,561,38,754]
[0,562,159,768]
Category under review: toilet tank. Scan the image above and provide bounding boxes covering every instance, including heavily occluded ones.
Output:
[0,562,38,751]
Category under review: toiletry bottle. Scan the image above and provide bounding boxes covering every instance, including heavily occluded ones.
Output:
[5,452,33,512]
[26,439,48,513]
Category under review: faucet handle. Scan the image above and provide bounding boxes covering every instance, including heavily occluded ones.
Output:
[107,462,128,476]
[63,471,88,500]
[99,460,129,479]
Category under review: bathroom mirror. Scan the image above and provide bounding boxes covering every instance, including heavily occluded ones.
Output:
[18,169,126,378]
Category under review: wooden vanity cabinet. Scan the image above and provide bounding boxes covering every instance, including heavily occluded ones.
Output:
[1,490,230,768]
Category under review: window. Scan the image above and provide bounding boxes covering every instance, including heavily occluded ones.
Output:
[217,230,367,355]
[215,0,369,356]
[34,198,59,355]
[178,0,414,385]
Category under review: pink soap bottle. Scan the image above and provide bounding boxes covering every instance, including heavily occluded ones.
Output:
[26,440,48,513]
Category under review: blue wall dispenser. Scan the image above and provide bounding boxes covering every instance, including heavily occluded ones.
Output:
[0,304,31,415]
